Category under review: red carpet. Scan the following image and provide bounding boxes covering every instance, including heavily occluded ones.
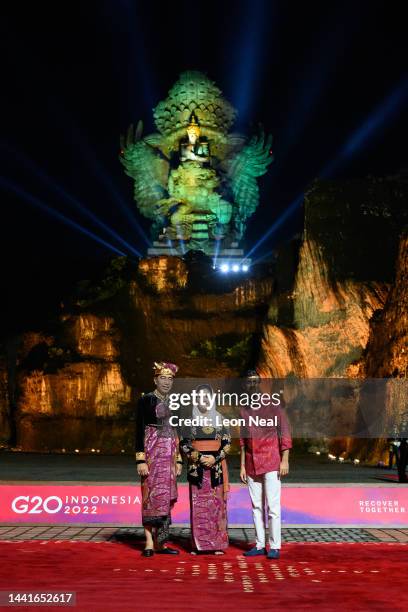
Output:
[0,541,407,611]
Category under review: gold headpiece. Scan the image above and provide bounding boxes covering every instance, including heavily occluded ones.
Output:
[153,361,179,377]
[187,112,200,136]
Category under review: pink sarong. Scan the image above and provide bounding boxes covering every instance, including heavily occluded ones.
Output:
[141,424,178,524]
[189,440,229,551]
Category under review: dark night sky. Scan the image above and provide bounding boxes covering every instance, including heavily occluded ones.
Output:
[1,0,407,336]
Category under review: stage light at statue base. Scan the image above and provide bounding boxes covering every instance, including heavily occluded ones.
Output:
[217,261,250,274]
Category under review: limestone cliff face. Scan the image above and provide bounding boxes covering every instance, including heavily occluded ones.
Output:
[60,313,120,360]
[138,256,188,292]
[129,256,273,378]
[14,314,133,452]
[5,256,272,451]
[256,177,407,463]
[18,362,131,418]
[18,332,55,362]
[1,178,406,455]
[362,232,408,378]
[257,177,408,379]
[16,361,132,452]
[258,238,388,377]
[345,232,408,462]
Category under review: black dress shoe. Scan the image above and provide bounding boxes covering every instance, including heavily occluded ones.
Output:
[142,548,154,557]
[156,547,179,555]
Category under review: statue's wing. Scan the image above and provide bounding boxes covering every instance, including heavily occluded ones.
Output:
[221,130,273,221]
[120,121,169,220]
[225,132,247,150]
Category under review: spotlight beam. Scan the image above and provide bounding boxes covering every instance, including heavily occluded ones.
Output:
[247,76,408,260]
[1,143,142,257]
[0,177,127,257]
[212,239,222,268]
[2,26,151,248]
[245,194,303,260]
[278,9,364,164]
[114,0,158,111]
[322,75,408,178]
[65,125,151,248]
[228,0,275,123]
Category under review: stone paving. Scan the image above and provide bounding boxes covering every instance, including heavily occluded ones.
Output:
[0,525,407,543]
[0,450,404,483]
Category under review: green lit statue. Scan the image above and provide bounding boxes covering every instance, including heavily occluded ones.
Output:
[120,71,273,254]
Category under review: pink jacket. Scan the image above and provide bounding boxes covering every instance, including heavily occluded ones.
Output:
[240,405,292,476]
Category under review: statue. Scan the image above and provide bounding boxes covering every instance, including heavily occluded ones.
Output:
[179,112,210,164]
[120,71,273,256]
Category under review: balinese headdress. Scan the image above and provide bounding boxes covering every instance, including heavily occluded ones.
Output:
[153,361,179,377]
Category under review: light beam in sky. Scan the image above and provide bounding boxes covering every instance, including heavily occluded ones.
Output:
[321,75,408,178]
[0,177,128,258]
[1,144,143,258]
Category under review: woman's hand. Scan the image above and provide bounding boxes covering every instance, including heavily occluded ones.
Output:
[137,462,149,477]
[200,454,216,468]
[176,463,183,477]
[240,465,247,483]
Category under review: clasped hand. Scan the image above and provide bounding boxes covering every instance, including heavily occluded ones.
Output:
[200,454,216,468]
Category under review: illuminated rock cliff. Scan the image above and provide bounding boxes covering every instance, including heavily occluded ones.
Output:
[256,177,407,463]
[258,237,388,377]
[0,177,406,454]
[344,231,408,463]
[258,177,407,378]
[362,231,408,378]
[4,255,272,451]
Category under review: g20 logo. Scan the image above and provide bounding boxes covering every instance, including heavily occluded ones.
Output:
[11,496,62,514]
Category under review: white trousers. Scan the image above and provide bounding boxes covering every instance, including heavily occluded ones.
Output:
[247,471,281,549]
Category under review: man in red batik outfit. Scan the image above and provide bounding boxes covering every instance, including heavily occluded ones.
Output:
[240,370,292,559]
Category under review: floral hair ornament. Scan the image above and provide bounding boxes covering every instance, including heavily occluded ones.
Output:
[153,361,179,377]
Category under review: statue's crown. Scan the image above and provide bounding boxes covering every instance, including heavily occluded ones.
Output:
[153,71,237,136]
[187,112,200,135]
